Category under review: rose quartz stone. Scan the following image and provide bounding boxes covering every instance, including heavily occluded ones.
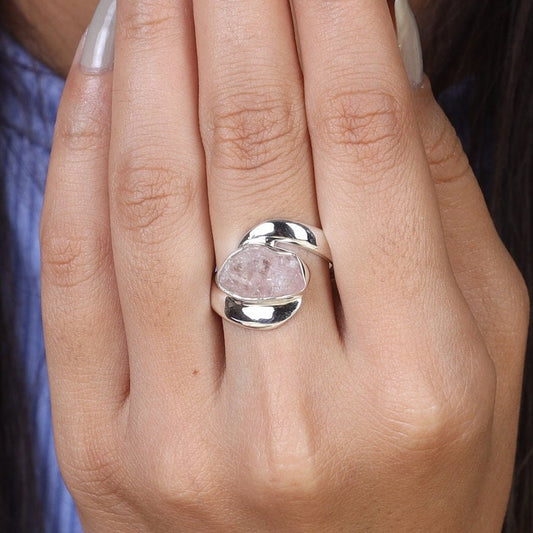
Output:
[218,245,306,299]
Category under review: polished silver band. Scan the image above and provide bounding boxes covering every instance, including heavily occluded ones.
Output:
[211,220,332,329]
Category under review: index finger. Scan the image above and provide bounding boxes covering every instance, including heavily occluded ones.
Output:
[292,0,466,346]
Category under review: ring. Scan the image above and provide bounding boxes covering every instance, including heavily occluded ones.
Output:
[211,220,332,329]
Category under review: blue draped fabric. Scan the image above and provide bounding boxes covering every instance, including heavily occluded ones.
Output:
[1,32,82,533]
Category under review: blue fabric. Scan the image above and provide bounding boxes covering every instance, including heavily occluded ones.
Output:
[0,33,82,533]
[0,30,484,533]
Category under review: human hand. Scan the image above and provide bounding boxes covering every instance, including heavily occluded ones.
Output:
[40,0,529,531]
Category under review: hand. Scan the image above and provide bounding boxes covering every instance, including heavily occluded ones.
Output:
[40,0,529,531]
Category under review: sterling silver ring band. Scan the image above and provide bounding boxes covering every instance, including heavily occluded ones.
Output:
[211,220,332,330]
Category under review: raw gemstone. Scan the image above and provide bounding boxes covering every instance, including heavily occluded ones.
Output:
[217,245,306,300]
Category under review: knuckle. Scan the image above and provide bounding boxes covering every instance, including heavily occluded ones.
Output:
[134,435,219,510]
[392,402,473,455]
[205,90,305,175]
[40,222,111,289]
[56,107,108,154]
[149,455,213,507]
[246,454,320,507]
[57,427,122,501]
[425,122,472,185]
[121,2,177,45]
[379,361,495,460]
[55,75,109,153]
[111,154,197,237]
[315,86,408,171]
[242,405,321,506]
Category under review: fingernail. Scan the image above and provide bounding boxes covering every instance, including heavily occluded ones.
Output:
[80,0,116,72]
[395,0,424,88]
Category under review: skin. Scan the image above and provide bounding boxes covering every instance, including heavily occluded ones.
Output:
[12,0,423,76]
[20,0,531,530]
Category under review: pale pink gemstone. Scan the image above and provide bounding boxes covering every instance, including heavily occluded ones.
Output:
[217,245,306,299]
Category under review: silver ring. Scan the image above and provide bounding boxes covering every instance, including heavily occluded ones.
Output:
[211,220,332,330]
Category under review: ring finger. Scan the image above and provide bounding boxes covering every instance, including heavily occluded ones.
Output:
[193,0,340,380]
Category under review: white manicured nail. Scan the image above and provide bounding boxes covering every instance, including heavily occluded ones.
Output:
[80,0,116,72]
[395,0,424,88]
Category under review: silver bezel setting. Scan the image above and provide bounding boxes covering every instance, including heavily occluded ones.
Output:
[211,220,332,330]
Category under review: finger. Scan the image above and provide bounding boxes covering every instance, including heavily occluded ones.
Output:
[415,83,529,369]
[41,29,128,444]
[109,0,220,402]
[194,0,339,358]
[413,83,529,484]
[292,0,468,348]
